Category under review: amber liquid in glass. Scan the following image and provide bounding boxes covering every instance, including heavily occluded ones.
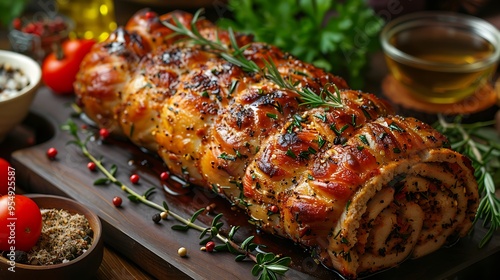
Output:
[386,26,496,103]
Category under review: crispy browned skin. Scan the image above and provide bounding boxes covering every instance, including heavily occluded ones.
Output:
[74,9,479,278]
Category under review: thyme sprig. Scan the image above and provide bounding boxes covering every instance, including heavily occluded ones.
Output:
[162,8,343,109]
[61,119,291,279]
[434,114,500,247]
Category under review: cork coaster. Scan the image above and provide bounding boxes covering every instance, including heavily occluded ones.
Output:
[381,75,498,115]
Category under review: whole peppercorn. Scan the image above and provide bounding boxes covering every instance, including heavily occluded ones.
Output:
[87,162,96,171]
[152,213,161,223]
[160,211,168,220]
[269,205,279,214]
[46,147,58,159]
[99,128,110,139]
[205,241,215,252]
[160,171,170,181]
[178,247,187,257]
[205,203,217,213]
[130,174,140,184]
[112,196,122,207]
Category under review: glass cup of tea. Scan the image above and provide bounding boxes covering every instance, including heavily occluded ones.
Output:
[380,12,500,104]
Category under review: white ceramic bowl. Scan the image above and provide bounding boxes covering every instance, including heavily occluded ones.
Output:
[0,50,41,142]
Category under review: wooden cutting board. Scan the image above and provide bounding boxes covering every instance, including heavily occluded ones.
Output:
[9,87,500,279]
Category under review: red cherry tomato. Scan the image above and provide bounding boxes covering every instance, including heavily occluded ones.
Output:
[42,39,95,95]
[0,195,43,251]
[0,158,12,196]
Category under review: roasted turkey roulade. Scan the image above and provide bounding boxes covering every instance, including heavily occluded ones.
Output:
[74,9,479,279]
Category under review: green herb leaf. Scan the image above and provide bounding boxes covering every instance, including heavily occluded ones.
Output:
[235,254,247,261]
[215,244,229,252]
[285,148,296,159]
[94,178,110,185]
[143,187,156,200]
[241,236,255,250]
[171,224,190,231]
[127,194,139,202]
[228,226,239,239]
[110,164,118,176]
[190,208,205,223]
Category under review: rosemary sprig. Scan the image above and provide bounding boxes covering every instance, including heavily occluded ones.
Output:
[434,114,500,247]
[61,119,291,279]
[162,8,343,109]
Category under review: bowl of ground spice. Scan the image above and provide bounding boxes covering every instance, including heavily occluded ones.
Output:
[0,194,103,280]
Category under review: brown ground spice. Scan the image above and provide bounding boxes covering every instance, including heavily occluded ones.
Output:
[26,208,93,265]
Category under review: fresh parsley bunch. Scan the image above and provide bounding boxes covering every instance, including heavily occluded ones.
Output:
[218,0,384,89]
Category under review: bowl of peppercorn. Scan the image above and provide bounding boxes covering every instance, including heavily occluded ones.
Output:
[0,50,41,143]
[0,194,103,280]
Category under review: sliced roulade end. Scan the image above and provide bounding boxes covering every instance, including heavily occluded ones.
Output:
[327,148,478,278]
[243,114,479,279]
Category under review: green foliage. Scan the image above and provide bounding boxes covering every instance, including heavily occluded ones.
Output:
[434,115,500,247]
[252,252,291,280]
[0,0,29,27]
[218,0,383,89]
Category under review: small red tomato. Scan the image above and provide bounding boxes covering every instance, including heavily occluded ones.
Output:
[0,158,12,196]
[130,174,140,184]
[46,147,58,159]
[0,195,43,251]
[160,171,169,181]
[99,128,110,140]
[269,205,279,214]
[87,162,96,171]
[112,196,122,207]
[205,241,215,252]
[42,39,96,95]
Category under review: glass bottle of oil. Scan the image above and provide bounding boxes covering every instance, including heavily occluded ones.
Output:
[56,0,117,42]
